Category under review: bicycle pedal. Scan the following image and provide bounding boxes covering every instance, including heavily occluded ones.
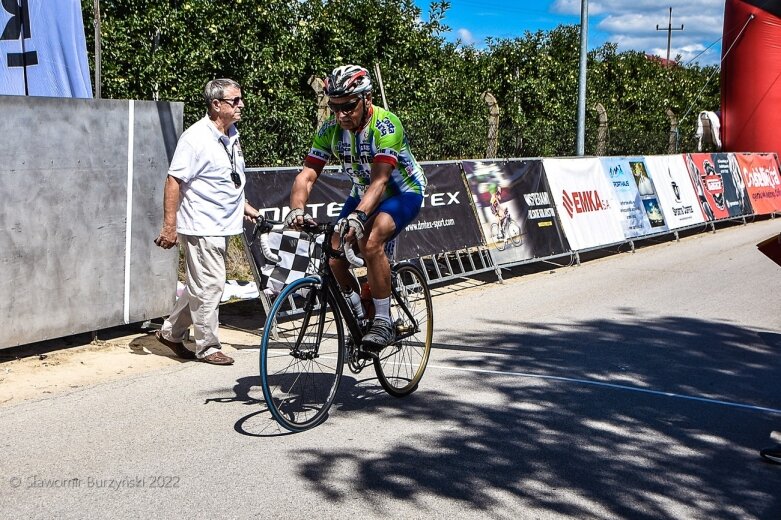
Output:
[395,321,414,335]
[356,349,379,361]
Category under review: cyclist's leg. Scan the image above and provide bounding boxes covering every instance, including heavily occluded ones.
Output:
[360,213,394,299]
[363,192,424,297]
[330,196,361,294]
[497,211,507,237]
[362,192,423,350]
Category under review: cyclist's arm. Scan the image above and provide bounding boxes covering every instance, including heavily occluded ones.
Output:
[289,159,324,210]
[355,161,393,216]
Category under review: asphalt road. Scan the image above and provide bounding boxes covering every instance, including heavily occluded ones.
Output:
[2,219,781,519]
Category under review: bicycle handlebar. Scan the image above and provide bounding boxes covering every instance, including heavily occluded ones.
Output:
[250,218,365,268]
[343,243,364,268]
[249,217,284,264]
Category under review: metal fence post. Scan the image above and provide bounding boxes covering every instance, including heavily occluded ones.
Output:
[481,91,499,159]
[666,108,678,154]
[308,76,329,128]
[594,102,608,156]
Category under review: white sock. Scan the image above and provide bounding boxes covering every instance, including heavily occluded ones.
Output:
[373,296,391,324]
[344,289,364,319]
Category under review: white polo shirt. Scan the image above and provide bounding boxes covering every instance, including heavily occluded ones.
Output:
[168,115,246,236]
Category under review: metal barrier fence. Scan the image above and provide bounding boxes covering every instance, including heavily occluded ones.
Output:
[243,152,781,336]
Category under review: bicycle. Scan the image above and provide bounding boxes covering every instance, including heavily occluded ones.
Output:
[490,211,523,251]
[251,218,433,432]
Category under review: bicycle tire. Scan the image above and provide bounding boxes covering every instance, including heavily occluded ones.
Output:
[509,221,523,246]
[259,276,345,432]
[374,262,433,397]
[491,222,507,251]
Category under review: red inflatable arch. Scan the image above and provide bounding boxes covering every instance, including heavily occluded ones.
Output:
[721,0,781,156]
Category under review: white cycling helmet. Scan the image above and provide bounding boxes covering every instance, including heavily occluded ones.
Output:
[323,65,372,98]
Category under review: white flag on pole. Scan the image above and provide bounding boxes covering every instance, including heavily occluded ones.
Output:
[0,0,92,97]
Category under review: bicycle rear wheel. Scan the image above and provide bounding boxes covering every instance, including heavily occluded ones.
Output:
[260,277,344,432]
[374,262,433,397]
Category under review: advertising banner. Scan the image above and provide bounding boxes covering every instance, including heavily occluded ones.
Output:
[244,167,348,222]
[644,155,707,229]
[733,153,781,215]
[684,153,753,220]
[600,157,668,238]
[462,159,569,265]
[395,162,483,260]
[244,164,480,266]
[543,157,625,251]
[0,0,92,97]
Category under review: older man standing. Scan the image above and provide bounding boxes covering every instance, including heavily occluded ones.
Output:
[154,78,259,365]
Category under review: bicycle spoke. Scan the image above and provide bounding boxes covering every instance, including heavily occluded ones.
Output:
[260,279,344,432]
[374,263,433,397]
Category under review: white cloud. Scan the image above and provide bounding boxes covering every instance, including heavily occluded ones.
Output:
[458,28,476,45]
[551,0,724,65]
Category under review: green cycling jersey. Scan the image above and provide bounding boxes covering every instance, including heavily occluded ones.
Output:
[306,105,427,200]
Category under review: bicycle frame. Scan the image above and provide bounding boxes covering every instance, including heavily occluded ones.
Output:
[317,224,367,344]
[257,218,433,431]
[294,222,420,360]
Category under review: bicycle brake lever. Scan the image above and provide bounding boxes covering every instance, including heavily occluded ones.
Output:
[249,217,283,263]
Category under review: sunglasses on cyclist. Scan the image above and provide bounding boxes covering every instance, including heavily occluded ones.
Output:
[219,96,244,107]
[328,98,361,114]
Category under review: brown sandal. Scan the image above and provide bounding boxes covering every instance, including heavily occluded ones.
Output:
[155,331,196,360]
[199,351,234,365]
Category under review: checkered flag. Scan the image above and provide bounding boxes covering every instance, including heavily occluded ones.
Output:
[257,230,322,295]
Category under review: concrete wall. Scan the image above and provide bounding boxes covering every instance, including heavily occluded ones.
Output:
[0,96,183,349]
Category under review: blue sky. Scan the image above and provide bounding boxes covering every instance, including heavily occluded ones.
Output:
[413,0,726,66]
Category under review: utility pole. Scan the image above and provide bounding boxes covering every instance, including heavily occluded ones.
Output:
[576,0,588,156]
[656,7,684,67]
[94,0,101,98]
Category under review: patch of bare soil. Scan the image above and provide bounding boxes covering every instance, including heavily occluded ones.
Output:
[0,301,265,407]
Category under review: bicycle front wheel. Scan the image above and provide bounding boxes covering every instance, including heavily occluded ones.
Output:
[260,277,345,432]
[509,221,523,246]
[374,262,433,397]
[490,223,504,250]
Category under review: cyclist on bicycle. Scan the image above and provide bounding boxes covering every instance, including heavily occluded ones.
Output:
[489,184,507,238]
[286,65,427,351]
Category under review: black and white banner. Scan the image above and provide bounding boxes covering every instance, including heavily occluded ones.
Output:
[243,168,346,294]
[0,0,92,97]
[244,164,481,266]
[395,162,483,260]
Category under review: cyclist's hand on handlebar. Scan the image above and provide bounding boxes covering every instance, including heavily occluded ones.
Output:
[337,212,365,240]
[284,208,316,230]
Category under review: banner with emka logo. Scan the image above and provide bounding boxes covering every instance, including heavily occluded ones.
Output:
[543,157,624,251]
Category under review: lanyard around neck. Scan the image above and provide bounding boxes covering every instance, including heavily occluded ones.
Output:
[219,138,236,171]
[218,137,241,188]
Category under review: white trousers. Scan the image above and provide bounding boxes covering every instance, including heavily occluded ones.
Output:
[161,235,228,358]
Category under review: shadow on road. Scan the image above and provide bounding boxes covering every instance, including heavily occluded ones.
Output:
[210,314,781,518]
